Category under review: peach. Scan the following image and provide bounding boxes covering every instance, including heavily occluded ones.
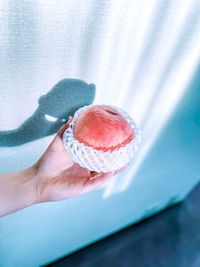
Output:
[74,105,133,151]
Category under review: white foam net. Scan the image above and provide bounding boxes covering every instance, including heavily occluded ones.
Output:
[63,105,141,172]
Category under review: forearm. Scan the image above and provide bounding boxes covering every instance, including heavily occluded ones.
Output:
[0,167,37,216]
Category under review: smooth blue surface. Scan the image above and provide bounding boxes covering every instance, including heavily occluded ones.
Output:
[50,182,200,267]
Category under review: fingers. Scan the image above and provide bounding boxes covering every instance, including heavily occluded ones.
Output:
[86,163,129,189]
[89,171,101,180]
[47,116,73,151]
[57,116,73,138]
[86,171,115,189]
[89,163,128,180]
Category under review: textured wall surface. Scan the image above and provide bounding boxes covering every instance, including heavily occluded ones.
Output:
[0,0,200,266]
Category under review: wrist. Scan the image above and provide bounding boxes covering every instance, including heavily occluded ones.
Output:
[0,166,38,216]
[16,166,38,208]
[30,162,50,204]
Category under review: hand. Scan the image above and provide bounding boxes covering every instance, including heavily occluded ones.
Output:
[33,117,122,203]
[0,117,126,216]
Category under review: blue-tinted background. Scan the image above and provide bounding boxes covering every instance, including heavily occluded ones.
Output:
[0,1,200,266]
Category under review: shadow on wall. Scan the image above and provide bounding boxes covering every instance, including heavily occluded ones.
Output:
[0,79,96,147]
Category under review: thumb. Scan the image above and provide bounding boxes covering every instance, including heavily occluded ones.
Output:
[48,116,73,151]
[86,171,115,189]
[57,116,73,138]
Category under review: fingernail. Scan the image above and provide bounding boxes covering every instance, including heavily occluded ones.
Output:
[103,171,115,177]
[89,173,101,180]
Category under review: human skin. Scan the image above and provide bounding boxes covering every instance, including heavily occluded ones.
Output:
[0,117,124,217]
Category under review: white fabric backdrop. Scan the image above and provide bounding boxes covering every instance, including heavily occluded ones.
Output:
[0,1,200,266]
[0,0,199,197]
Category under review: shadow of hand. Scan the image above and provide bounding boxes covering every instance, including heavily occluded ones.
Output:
[0,79,95,147]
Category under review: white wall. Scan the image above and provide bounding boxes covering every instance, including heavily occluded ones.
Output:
[0,1,200,266]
